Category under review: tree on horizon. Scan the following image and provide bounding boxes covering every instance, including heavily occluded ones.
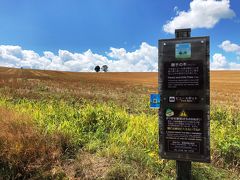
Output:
[101,65,108,72]
[94,65,100,72]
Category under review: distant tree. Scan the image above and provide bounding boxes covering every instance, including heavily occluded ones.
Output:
[94,65,100,72]
[101,65,108,72]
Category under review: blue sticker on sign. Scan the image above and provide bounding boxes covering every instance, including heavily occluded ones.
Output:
[150,94,160,108]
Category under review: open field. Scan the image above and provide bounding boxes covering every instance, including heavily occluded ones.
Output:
[210,71,240,107]
[0,67,239,179]
[1,67,240,107]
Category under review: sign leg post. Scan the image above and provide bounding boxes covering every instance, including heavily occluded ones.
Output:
[176,161,192,180]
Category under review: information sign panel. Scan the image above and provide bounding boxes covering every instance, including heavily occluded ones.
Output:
[158,36,210,162]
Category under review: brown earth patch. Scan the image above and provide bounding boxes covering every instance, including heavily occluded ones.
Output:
[61,151,113,179]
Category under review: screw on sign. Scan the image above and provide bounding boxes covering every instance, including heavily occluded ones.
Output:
[158,29,210,180]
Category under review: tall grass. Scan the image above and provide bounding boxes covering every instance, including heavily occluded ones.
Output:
[0,107,65,179]
[211,106,240,169]
[0,97,239,179]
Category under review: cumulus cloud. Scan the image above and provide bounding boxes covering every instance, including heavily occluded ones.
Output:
[211,53,229,69]
[108,43,158,72]
[211,53,240,70]
[219,40,240,55]
[0,43,158,72]
[1,44,240,72]
[163,0,235,34]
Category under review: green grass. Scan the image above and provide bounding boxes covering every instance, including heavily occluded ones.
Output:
[211,106,240,169]
[0,96,239,179]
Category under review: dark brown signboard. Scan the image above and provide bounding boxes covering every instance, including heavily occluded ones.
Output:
[158,36,210,162]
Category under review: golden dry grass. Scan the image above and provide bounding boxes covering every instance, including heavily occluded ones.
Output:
[0,67,239,106]
[0,67,156,111]
[0,107,62,178]
[210,71,240,107]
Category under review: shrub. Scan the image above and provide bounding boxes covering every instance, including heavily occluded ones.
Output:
[0,107,62,178]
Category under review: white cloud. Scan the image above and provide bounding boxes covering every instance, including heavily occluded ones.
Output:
[1,44,239,72]
[173,6,179,15]
[211,53,240,70]
[211,53,229,69]
[163,0,235,34]
[0,43,158,72]
[228,62,240,70]
[219,40,240,54]
[108,42,158,72]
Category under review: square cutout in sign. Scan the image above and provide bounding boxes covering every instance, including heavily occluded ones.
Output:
[175,43,191,59]
[150,94,160,108]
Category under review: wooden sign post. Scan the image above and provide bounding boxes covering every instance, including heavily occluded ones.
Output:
[158,29,210,179]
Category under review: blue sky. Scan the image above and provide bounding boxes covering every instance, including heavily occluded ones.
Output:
[0,0,240,71]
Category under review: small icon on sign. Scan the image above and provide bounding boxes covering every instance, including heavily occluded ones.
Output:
[166,108,174,117]
[171,63,176,67]
[169,96,175,103]
[179,110,188,117]
[175,43,191,59]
